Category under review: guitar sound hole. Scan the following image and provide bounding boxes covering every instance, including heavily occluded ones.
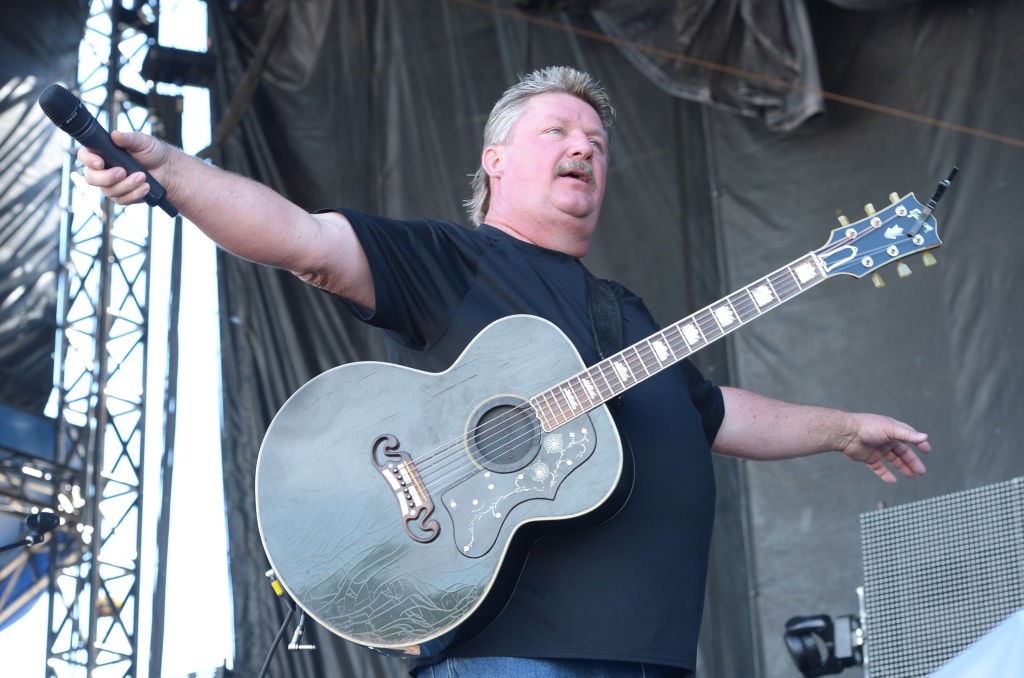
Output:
[468,397,541,474]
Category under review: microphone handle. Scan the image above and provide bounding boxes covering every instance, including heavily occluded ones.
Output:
[77,115,178,217]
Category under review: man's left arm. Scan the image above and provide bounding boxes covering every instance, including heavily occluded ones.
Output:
[712,386,931,483]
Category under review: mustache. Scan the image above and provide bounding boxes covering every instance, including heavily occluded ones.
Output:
[554,159,595,184]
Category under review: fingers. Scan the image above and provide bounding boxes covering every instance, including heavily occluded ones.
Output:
[867,443,927,484]
[894,419,931,454]
[869,458,897,484]
[76,143,151,206]
[104,172,152,204]
[80,164,150,203]
[885,449,925,480]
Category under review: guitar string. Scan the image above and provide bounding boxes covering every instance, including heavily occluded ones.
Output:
[413,215,912,493]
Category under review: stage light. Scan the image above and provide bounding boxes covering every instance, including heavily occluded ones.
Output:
[141,45,215,88]
[784,614,863,677]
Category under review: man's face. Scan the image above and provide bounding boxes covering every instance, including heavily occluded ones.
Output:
[487,92,608,232]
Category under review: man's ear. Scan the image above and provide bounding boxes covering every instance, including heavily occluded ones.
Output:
[482,145,504,178]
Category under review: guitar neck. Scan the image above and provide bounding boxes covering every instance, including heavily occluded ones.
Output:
[530,252,827,431]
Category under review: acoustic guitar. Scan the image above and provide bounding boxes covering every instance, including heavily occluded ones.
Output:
[255,190,944,657]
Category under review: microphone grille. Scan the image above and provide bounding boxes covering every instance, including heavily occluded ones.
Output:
[38,83,80,123]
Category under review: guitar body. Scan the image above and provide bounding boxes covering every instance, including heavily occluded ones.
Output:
[256,315,623,654]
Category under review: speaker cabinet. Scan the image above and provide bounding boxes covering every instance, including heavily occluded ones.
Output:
[860,477,1024,676]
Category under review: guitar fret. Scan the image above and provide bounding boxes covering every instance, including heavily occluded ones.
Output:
[577,374,599,409]
[773,267,800,301]
[747,277,779,313]
[590,362,617,400]
[665,324,694,357]
[644,338,667,367]
[548,395,573,428]
[696,309,723,342]
[712,298,739,330]
[678,318,705,348]
[544,388,566,427]
[730,289,760,324]
[651,332,677,363]
[560,383,582,412]
[610,355,634,388]
[787,255,822,293]
[778,266,802,294]
[553,386,575,425]
[576,374,600,405]
[629,345,652,379]
[532,390,556,430]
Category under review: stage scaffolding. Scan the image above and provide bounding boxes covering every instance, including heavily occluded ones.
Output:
[40,1,194,675]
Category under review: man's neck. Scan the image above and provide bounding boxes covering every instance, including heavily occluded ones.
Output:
[483,215,592,258]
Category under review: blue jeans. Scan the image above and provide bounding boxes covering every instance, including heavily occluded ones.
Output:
[412,657,693,678]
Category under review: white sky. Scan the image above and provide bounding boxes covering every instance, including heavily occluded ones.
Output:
[0,1,234,675]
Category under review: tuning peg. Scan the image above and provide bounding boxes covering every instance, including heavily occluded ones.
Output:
[871,272,886,288]
[889,192,900,204]
[897,262,912,278]
[922,252,937,267]
[864,202,876,216]
[837,214,850,227]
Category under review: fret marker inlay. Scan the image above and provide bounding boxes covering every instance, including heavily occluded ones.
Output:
[681,323,701,345]
[581,378,598,399]
[794,262,818,284]
[613,361,632,382]
[714,305,736,327]
[752,284,774,308]
[652,340,670,362]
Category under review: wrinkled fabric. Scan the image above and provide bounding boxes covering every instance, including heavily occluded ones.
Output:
[592,0,823,131]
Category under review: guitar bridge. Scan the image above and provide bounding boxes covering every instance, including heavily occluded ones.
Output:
[371,434,440,543]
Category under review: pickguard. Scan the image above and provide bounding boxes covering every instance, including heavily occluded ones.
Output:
[441,416,595,558]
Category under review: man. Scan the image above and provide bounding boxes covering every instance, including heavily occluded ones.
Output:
[80,66,929,678]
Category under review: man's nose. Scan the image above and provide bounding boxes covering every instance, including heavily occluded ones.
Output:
[567,130,594,158]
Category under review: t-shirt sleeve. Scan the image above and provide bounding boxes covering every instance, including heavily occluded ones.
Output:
[679,359,725,446]
[333,208,474,350]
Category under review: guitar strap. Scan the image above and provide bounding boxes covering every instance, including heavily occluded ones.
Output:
[584,269,623,360]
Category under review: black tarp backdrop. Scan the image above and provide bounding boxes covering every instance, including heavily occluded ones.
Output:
[134,0,1024,676]
[0,0,87,413]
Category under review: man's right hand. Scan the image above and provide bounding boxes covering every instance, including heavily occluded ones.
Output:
[78,130,172,206]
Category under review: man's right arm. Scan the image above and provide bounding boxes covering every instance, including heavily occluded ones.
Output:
[78,130,376,310]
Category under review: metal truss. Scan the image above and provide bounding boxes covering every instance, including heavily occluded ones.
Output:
[46,1,170,675]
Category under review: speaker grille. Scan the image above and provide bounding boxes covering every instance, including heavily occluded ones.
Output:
[860,477,1024,677]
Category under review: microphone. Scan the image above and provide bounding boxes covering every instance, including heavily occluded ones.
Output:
[37,83,178,217]
[25,511,61,546]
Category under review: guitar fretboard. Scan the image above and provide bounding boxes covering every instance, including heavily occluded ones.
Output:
[529,253,826,431]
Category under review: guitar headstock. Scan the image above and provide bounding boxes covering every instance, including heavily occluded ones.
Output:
[815,192,942,283]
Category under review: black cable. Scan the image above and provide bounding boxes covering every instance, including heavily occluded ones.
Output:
[257,596,296,678]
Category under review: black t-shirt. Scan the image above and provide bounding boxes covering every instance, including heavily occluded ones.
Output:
[339,210,724,671]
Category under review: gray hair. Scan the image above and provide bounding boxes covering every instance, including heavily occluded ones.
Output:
[465,66,616,226]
